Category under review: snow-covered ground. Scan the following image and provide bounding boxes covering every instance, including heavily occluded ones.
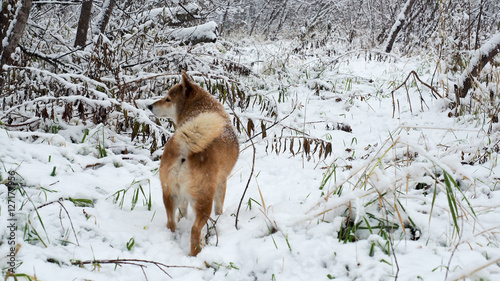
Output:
[1,39,500,280]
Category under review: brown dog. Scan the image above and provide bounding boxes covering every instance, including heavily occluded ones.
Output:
[148,71,239,256]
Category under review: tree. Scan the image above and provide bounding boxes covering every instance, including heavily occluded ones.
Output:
[455,32,500,98]
[74,0,93,48]
[95,0,115,35]
[384,0,416,53]
[0,0,32,68]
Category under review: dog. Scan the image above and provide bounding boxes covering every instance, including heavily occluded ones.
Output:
[148,71,239,256]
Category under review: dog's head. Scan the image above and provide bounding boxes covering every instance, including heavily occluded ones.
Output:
[148,71,195,124]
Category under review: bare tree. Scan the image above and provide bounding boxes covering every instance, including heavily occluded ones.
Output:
[0,0,33,68]
[74,0,93,48]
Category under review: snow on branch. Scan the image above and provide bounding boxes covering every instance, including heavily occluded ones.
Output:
[384,0,415,53]
[139,4,201,27]
[455,32,500,98]
[1,65,170,137]
[169,21,218,45]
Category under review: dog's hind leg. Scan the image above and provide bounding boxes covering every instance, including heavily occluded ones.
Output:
[190,197,213,256]
[214,180,227,216]
[177,199,188,221]
[163,191,178,232]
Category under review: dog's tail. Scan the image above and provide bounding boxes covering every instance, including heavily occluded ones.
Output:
[176,112,226,153]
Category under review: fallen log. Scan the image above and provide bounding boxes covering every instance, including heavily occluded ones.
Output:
[169,21,218,45]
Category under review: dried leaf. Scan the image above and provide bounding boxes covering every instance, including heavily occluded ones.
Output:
[325,142,332,158]
[303,138,311,155]
[261,121,267,139]
[247,119,255,135]
[131,122,140,141]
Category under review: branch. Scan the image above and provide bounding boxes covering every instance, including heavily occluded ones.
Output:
[178,3,199,20]
[71,258,202,278]
[229,104,256,230]
[19,45,82,72]
[391,70,442,99]
[36,198,80,246]
[243,106,298,144]
[455,32,500,98]
[235,126,255,230]
[32,0,80,4]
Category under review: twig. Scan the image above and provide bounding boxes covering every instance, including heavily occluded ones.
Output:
[19,45,82,73]
[36,198,63,209]
[2,117,40,128]
[178,3,199,20]
[57,201,80,246]
[36,198,80,246]
[71,258,203,278]
[302,94,309,168]
[444,219,464,281]
[206,217,219,247]
[32,0,81,5]
[141,266,149,281]
[451,256,500,280]
[388,220,400,281]
[244,105,297,143]
[228,99,256,229]
[235,119,256,230]
[115,72,177,89]
[325,49,400,66]
[391,70,443,99]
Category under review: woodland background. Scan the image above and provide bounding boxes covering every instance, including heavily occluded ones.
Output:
[1,0,500,280]
[1,0,499,141]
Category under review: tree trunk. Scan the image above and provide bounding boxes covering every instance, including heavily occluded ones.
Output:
[456,32,500,98]
[74,0,93,48]
[0,0,33,68]
[474,0,484,50]
[384,0,415,53]
[95,0,115,34]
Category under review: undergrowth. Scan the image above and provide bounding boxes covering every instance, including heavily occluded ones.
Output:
[308,124,498,277]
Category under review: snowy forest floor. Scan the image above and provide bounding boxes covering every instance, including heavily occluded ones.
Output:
[2,38,500,281]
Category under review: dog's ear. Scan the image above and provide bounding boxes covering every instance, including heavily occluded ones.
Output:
[181,70,194,97]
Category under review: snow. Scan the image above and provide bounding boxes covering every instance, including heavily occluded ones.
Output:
[169,21,218,43]
[142,4,201,24]
[1,39,500,281]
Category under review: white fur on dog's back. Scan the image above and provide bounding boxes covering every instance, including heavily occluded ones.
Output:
[176,112,226,153]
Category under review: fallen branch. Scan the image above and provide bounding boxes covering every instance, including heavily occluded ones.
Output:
[71,258,203,279]
[169,21,218,45]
